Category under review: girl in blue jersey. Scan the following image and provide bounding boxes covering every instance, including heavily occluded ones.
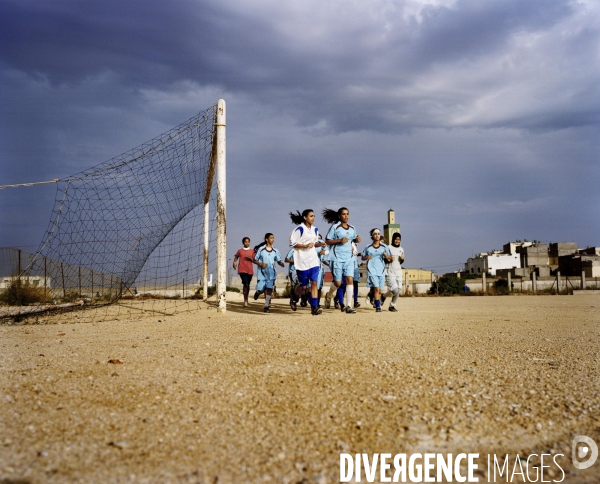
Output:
[334,242,360,309]
[322,207,361,314]
[252,233,284,313]
[362,228,393,312]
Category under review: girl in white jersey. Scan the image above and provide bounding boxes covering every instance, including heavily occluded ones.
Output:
[384,232,405,312]
[289,209,326,315]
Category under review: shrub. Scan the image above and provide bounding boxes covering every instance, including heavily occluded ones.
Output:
[435,276,465,295]
[0,279,49,306]
[490,278,509,295]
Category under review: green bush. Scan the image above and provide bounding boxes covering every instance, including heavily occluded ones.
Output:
[492,278,510,294]
[435,276,465,295]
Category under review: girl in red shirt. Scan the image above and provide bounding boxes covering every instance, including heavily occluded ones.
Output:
[233,237,255,307]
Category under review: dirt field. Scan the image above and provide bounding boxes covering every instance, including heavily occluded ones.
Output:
[1,294,599,483]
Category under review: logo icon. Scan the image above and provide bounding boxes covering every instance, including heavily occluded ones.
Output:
[572,436,598,470]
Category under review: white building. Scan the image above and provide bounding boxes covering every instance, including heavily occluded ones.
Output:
[0,276,51,289]
[465,251,520,276]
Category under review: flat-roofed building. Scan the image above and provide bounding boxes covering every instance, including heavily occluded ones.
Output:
[465,251,520,276]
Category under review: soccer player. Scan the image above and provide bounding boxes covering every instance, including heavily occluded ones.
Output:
[361,228,393,312]
[252,233,284,313]
[384,232,405,312]
[322,207,361,313]
[233,237,255,308]
[289,209,325,316]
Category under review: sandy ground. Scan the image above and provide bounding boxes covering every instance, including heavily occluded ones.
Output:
[1,294,599,483]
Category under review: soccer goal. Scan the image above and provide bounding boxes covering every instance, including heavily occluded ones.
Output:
[0,100,227,322]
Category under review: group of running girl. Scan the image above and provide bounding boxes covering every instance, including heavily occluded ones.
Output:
[232,207,405,315]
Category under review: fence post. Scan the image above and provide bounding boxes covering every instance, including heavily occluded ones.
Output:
[44,256,47,298]
[581,270,586,291]
[556,270,561,294]
[508,271,512,292]
[60,262,66,298]
[482,272,486,294]
[532,271,537,293]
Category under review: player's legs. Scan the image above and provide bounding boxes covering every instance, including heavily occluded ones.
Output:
[305,267,322,314]
[325,262,341,309]
[368,275,385,311]
[240,273,252,306]
[388,274,401,312]
[342,261,356,313]
[353,265,360,307]
[263,279,275,312]
[255,278,266,300]
[316,266,325,307]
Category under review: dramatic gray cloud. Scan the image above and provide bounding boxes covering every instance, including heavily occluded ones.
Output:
[1,0,599,271]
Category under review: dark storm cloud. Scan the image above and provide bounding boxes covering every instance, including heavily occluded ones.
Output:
[1,0,587,133]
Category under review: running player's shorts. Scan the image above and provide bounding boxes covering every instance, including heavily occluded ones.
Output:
[239,273,253,286]
[353,264,359,281]
[331,260,355,281]
[256,278,275,291]
[289,270,299,286]
[296,266,320,287]
[386,273,402,293]
[367,274,386,290]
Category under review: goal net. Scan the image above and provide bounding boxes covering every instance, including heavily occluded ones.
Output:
[0,100,227,322]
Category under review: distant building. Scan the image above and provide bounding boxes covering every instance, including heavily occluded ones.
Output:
[464,240,590,279]
[502,240,534,255]
[549,242,579,265]
[558,254,600,278]
[404,268,433,283]
[579,247,600,256]
[465,251,520,276]
[520,243,550,268]
[0,276,51,289]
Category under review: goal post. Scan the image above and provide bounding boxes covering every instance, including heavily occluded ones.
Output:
[216,99,227,312]
[201,99,226,312]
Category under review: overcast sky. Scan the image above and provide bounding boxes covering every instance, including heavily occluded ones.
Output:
[1,0,599,272]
